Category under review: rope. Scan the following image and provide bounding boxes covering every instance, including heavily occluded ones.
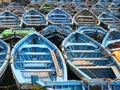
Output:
[0,84,17,90]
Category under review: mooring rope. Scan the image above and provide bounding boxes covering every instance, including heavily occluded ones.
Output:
[0,84,17,90]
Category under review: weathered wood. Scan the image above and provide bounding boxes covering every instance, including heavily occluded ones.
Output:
[67,50,100,53]
[21,69,55,72]
[72,57,108,60]
[111,66,120,78]
[72,60,95,66]
[15,60,51,63]
[78,66,110,69]
[50,50,62,76]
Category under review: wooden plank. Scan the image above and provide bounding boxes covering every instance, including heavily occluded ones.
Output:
[111,66,120,78]
[25,52,49,55]
[50,50,62,76]
[72,60,95,66]
[67,50,100,53]
[72,57,108,60]
[21,69,55,72]
[78,66,110,69]
[15,60,51,63]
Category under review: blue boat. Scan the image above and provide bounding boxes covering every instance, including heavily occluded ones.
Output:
[102,30,120,75]
[73,9,99,25]
[88,79,120,90]
[92,3,110,16]
[46,0,57,4]
[61,31,120,89]
[22,8,47,26]
[47,8,73,25]
[109,3,120,13]
[7,2,25,17]
[98,0,113,7]
[102,30,120,50]
[30,0,43,6]
[41,25,73,47]
[0,10,21,28]
[75,3,88,12]
[77,25,107,43]
[0,39,10,84]
[72,0,83,6]
[0,3,7,12]
[108,3,120,19]
[112,0,120,5]
[109,23,120,31]
[59,0,70,5]
[10,32,67,89]
[31,75,85,90]
[98,13,119,27]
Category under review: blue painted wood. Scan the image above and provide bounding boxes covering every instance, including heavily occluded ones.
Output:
[31,75,85,90]
[61,31,120,88]
[10,32,67,90]
[0,10,21,27]
[22,8,47,26]
[77,25,107,43]
[47,8,73,24]
[0,39,10,84]
[7,2,24,16]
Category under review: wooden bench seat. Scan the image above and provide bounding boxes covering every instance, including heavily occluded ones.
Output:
[71,57,108,60]
[21,69,55,72]
[15,60,52,63]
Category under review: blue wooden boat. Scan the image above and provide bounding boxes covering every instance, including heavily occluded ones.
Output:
[112,0,120,5]
[109,3,120,13]
[31,75,85,90]
[108,3,120,19]
[41,25,73,47]
[72,0,83,6]
[0,10,21,28]
[30,0,43,6]
[73,9,99,25]
[0,39,10,84]
[10,32,67,90]
[59,0,70,5]
[46,0,57,5]
[22,8,47,26]
[92,3,110,16]
[75,3,88,12]
[98,13,119,27]
[109,23,120,31]
[7,2,24,17]
[98,0,113,7]
[0,3,7,12]
[47,8,73,25]
[77,25,107,43]
[102,30,120,74]
[102,30,120,50]
[61,31,120,88]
